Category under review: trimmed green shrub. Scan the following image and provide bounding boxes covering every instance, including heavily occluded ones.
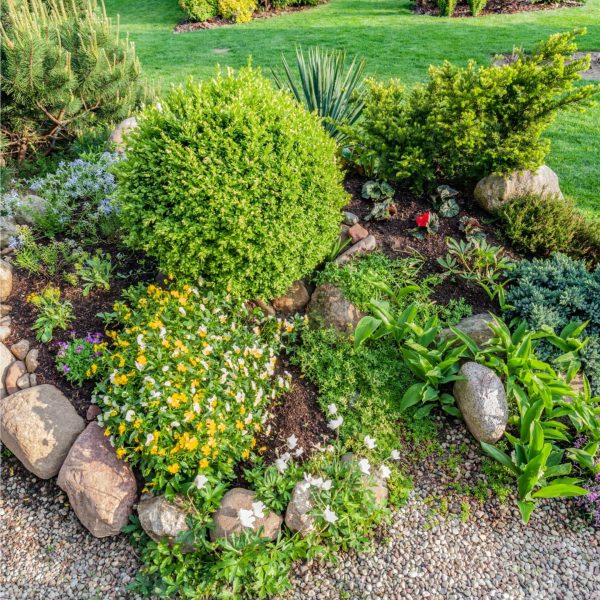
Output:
[347,30,598,190]
[506,253,600,393]
[467,0,488,15]
[437,0,457,16]
[497,194,600,264]
[218,0,256,21]
[179,0,218,20]
[0,0,145,161]
[115,66,348,300]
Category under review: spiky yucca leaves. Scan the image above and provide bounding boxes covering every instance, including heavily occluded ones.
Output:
[273,46,366,142]
[0,0,146,161]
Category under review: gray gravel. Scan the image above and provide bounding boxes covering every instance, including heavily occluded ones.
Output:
[2,425,599,600]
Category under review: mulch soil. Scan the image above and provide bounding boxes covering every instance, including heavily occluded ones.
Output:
[413,0,582,17]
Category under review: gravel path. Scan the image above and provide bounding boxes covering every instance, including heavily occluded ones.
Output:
[2,444,599,600]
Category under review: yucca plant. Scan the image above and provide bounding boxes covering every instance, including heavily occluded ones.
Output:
[273,46,366,142]
[467,0,488,15]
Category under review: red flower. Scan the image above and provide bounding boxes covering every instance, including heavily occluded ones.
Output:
[415,212,430,228]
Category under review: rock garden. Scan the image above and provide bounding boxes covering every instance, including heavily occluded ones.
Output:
[1,1,600,599]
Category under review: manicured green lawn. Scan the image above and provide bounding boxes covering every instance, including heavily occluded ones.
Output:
[105,0,599,217]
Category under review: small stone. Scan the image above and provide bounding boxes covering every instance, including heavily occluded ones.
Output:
[335,235,377,266]
[0,315,11,327]
[453,362,508,443]
[28,373,37,386]
[25,348,39,373]
[5,360,26,394]
[16,373,30,389]
[343,211,359,226]
[0,259,13,301]
[0,384,85,478]
[0,341,15,383]
[285,481,316,535]
[0,326,11,342]
[0,217,17,250]
[86,404,101,421]
[438,314,496,348]
[210,488,282,542]
[348,223,369,244]
[0,304,11,317]
[10,339,30,361]
[272,280,310,314]
[307,284,363,334]
[254,298,275,317]
[108,117,138,153]
[138,494,193,551]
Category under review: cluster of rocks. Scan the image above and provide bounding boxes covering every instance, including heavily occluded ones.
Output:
[0,339,41,396]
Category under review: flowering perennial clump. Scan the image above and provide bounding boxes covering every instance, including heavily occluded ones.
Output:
[56,333,106,386]
[95,283,295,491]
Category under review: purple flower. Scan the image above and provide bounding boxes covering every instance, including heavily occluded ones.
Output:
[63,365,71,374]
[76,345,84,354]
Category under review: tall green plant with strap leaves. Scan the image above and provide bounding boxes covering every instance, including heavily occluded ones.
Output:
[273,46,367,142]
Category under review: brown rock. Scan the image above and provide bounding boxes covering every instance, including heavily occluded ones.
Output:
[0,259,12,302]
[210,488,282,542]
[0,385,85,478]
[335,235,377,266]
[108,117,138,153]
[307,284,363,334]
[138,494,193,551]
[0,342,15,384]
[348,223,369,244]
[16,373,30,389]
[0,315,11,327]
[5,360,26,394]
[86,404,101,421]
[0,304,11,317]
[272,280,310,314]
[57,422,137,537]
[0,326,11,342]
[285,482,315,535]
[10,339,30,361]
[25,348,39,373]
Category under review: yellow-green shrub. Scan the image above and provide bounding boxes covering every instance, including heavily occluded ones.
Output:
[179,0,218,21]
[218,0,256,22]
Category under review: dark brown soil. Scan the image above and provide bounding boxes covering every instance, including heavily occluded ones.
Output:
[413,0,582,17]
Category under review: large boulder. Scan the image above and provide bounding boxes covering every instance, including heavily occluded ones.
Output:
[0,384,85,478]
[57,422,137,537]
[453,362,508,443]
[0,259,13,301]
[438,314,496,348]
[285,481,315,535]
[138,494,193,551]
[108,117,138,153]
[210,488,282,542]
[12,193,48,226]
[272,280,310,314]
[474,165,562,213]
[307,283,363,334]
[0,342,15,385]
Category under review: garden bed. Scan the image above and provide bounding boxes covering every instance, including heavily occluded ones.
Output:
[413,0,582,17]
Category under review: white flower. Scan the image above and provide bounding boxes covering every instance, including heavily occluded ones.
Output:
[275,457,288,473]
[390,449,401,461]
[135,360,146,371]
[320,479,333,491]
[170,421,180,428]
[125,409,135,423]
[287,434,298,450]
[145,433,154,446]
[379,465,391,480]
[252,501,265,519]
[327,416,344,431]
[238,509,255,529]
[194,474,208,490]
[364,435,377,450]
[323,505,338,524]
[156,101,163,113]
[327,403,337,415]
[358,458,371,475]
[178,307,186,316]
[162,365,169,372]
[294,447,304,458]
[136,334,146,350]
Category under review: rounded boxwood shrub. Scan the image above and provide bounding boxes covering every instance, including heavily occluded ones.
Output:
[115,66,347,300]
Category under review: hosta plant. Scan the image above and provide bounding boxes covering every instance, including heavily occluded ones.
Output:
[27,286,75,342]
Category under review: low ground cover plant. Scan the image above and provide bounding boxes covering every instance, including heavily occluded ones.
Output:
[56,333,107,385]
[27,285,75,342]
[115,66,347,300]
[345,30,598,190]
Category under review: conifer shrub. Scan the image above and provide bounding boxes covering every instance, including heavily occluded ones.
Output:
[115,66,347,300]
[0,0,145,161]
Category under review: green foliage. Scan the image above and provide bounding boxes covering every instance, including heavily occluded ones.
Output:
[115,66,347,300]
[361,180,394,202]
[497,194,600,264]
[27,286,75,342]
[347,30,598,189]
[505,253,600,393]
[179,0,218,21]
[76,252,113,296]
[438,237,515,307]
[0,0,145,161]
[273,47,366,142]
[467,0,488,15]
[55,333,106,386]
[437,0,457,16]
[94,282,296,493]
[218,0,256,22]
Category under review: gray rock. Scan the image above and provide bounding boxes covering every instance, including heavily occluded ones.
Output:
[0,325,11,343]
[25,348,39,373]
[438,314,496,348]
[12,193,48,226]
[0,384,85,478]
[16,373,30,389]
[210,488,282,542]
[453,362,508,443]
[285,482,316,535]
[272,280,310,314]
[343,211,359,226]
[0,259,13,301]
[10,339,30,361]
[108,117,138,153]
[474,165,562,213]
[0,341,15,384]
[307,284,363,334]
[335,235,377,266]
[0,216,17,249]
[57,422,137,537]
[138,494,193,551]
[5,360,26,394]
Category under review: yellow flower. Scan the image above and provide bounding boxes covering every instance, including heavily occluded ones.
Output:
[116,448,126,459]
[133,419,142,429]
[167,463,180,474]
[199,458,209,469]
[201,444,211,456]
[112,373,128,386]
[118,422,126,435]
[136,355,148,366]
[235,420,244,431]
[177,362,187,373]
[241,449,250,460]
[104,427,111,437]
[90,363,98,374]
